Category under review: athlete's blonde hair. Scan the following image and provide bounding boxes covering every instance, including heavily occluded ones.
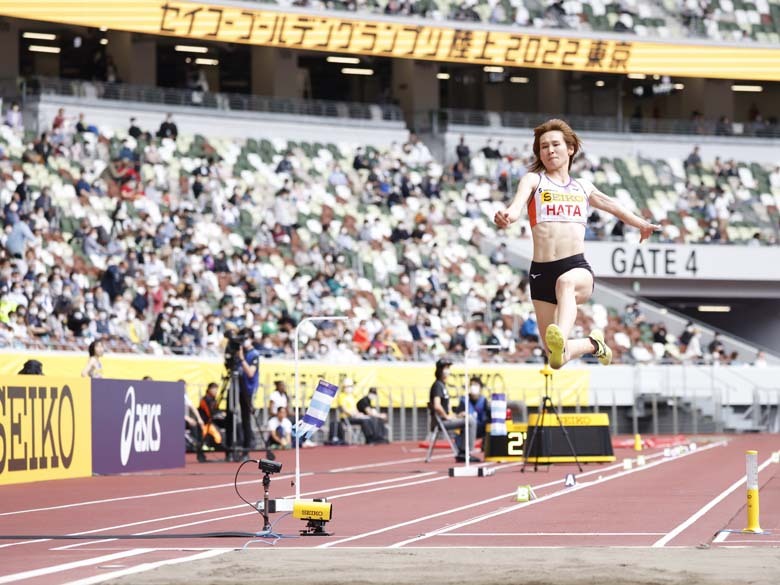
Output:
[529,119,582,174]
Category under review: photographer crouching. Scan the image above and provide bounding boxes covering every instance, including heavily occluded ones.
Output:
[224,327,260,461]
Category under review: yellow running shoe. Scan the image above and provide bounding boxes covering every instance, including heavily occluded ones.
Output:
[589,330,612,366]
[545,323,565,369]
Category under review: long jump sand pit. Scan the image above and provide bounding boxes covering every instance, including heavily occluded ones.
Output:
[112,547,780,585]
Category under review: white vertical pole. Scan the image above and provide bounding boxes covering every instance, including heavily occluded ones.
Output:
[293,316,348,500]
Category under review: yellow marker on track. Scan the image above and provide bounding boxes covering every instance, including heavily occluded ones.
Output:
[743,450,762,533]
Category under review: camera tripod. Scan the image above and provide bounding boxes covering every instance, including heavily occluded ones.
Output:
[219,367,244,463]
[259,470,274,533]
[521,361,582,473]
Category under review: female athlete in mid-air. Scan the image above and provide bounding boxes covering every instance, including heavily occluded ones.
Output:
[494,119,660,368]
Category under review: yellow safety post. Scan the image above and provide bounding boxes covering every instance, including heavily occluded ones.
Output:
[633,433,643,451]
[743,450,762,533]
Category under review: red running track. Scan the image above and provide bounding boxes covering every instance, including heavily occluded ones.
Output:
[0,434,779,584]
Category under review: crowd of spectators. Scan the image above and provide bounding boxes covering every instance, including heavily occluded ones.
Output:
[265,0,780,42]
[0,104,775,366]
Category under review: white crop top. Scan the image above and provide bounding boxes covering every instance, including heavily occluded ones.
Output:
[526,173,591,228]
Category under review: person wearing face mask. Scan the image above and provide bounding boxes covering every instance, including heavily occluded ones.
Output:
[455,377,489,439]
[429,358,479,463]
[494,119,660,369]
[224,328,260,461]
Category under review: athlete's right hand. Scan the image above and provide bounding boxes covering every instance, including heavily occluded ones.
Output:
[494,210,512,228]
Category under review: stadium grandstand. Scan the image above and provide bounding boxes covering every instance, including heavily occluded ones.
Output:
[0,0,779,396]
[0,2,778,450]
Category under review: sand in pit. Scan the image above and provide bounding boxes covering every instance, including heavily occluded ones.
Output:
[108,547,780,585]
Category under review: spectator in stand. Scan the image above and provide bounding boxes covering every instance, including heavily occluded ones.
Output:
[5,215,36,259]
[31,132,53,164]
[128,117,142,139]
[770,166,780,189]
[456,135,470,165]
[715,116,733,136]
[51,107,68,144]
[708,332,725,359]
[157,113,178,140]
[75,113,89,134]
[4,101,23,134]
[267,380,289,416]
[489,242,508,266]
[267,406,293,449]
[684,146,702,171]
[481,138,500,159]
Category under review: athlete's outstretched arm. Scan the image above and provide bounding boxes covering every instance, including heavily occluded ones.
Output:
[494,173,538,228]
[589,189,661,242]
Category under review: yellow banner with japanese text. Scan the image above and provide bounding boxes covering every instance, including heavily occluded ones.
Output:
[0,0,778,80]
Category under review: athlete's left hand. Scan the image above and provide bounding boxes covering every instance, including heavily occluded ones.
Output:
[639,222,662,243]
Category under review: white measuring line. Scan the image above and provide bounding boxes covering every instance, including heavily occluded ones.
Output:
[62,549,229,585]
[659,453,775,547]
[317,452,667,548]
[389,440,727,548]
[0,549,152,584]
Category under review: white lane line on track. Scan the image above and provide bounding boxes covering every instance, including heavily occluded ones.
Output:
[0,472,308,517]
[51,512,257,551]
[2,450,446,518]
[316,454,665,548]
[712,530,729,543]
[8,471,441,552]
[389,441,727,548]
[52,473,445,551]
[62,549,229,585]
[438,532,667,537]
[0,549,151,584]
[329,454,452,472]
[653,453,775,548]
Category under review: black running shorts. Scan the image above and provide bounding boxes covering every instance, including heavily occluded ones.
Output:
[528,253,594,305]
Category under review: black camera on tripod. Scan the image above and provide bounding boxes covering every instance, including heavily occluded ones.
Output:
[223,327,253,370]
[259,459,282,474]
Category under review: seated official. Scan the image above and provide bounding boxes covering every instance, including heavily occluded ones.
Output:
[455,376,489,439]
[184,387,205,461]
[336,378,385,444]
[429,358,478,463]
[267,406,293,449]
[356,387,389,443]
[198,382,226,449]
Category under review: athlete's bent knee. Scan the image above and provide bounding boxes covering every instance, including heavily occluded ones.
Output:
[555,275,577,297]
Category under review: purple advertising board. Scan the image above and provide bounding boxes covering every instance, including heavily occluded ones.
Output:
[91,379,185,474]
